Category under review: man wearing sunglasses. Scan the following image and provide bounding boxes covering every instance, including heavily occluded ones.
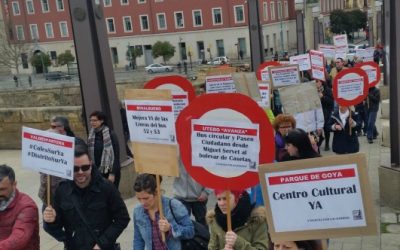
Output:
[42,139,130,250]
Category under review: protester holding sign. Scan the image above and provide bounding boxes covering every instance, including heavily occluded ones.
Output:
[273,114,296,161]
[207,190,269,250]
[88,111,121,188]
[329,58,347,83]
[282,128,320,161]
[316,80,334,151]
[328,106,360,154]
[133,173,194,250]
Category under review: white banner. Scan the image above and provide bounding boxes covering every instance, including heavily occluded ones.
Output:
[337,76,364,100]
[318,44,336,59]
[21,127,74,180]
[360,65,377,85]
[310,50,325,81]
[356,48,374,62]
[335,45,348,60]
[333,34,348,47]
[171,91,189,120]
[191,119,260,173]
[270,65,301,88]
[125,100,176,145]
[290,54,311,71]
[206,74,235,93]
[258,83,271,109]
[265,164,366,232]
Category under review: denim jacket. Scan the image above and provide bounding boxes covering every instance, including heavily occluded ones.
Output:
[133,196,194,250]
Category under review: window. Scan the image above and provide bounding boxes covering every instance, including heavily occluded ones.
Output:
[157,13,167,30]
[45,22,54,38]
[174,12,184,28]
[263,2,268,21]
[12,1,20,15]
[50,51,57,60]
[277,1,282,19]
[270,2,275,20]
[193,10,202,27]
[15,25,24,40]
[123,16,133,32]
[234,5,244,23]
[26,0,34,14]
[106,18,115,33]
[21,53,29,69]
[216,39,225,56]
[121,0,129,5]
[56,0,64,11]
[138,0,146,3]
[284,1,288,18]
[59,22,68,37]
[104,0,112,7]
[140,15,149,31]
[212,8,222,25]
[41,0,50,12]
[30,24,39,40]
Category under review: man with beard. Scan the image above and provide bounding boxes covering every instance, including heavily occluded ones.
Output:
[0,165,39,249]
[43,139,130,250]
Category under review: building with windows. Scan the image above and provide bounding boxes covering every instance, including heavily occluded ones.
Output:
[2,0,301,73]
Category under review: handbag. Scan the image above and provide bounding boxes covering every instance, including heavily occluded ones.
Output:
[169,199,210,250]
[71,196,121,250]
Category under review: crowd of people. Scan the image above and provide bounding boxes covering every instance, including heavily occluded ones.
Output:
[0,46,382,250]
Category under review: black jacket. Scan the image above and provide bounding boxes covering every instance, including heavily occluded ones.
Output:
[366,87,380,112]
[328,110,360,154]
[319,84,334,122]
[45,169,130,250]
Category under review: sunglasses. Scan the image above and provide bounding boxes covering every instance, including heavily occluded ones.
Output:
[74,164,91,173]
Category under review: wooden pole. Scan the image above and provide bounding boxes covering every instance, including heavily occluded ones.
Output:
[349,110,352,136]
[47,175,51,206]
[226,190,232,231]
[156,175,166,242]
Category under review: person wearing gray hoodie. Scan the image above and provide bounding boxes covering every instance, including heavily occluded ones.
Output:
[173,160,211,226]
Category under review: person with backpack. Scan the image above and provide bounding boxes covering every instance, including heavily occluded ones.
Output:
[207,190,269,249]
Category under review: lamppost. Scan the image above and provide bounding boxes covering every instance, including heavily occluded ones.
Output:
[375,0,382,44]
[295,0,306,54]
[367,8,374,46]
[312,6,320,50]
[279,0,284,56]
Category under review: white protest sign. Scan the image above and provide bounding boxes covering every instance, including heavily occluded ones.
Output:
[21,127,74,180]
[206,74,236,93]
[333,34,348,47]
[125,99,176,145]
[335,45,347,60]
[171,91,189,120]
[290,54,311,71]
[356,47,374,62]
[191,119,260,174]
[269,65,301,88]
[310,50,325,81]
[318,44,336,59]
[337,74,364,100]
[258,83,271,108]
[265,164,365,232]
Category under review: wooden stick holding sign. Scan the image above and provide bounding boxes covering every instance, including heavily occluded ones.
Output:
[226,190,232,232]
[349,110,352,136]
[156,174,166,242]
[47,175,51,205]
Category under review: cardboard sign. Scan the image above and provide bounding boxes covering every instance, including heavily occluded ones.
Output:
[124,89,179,177]
[191,119,260,173]
[232,72,261,103]
[206,74,236,93]
[318,44,336,59]
[355,62,381,87]
[21,127,74,180]
[258,153,377,242]
[333,34,348,47]
[144,75,195,120]
[279,81,321,115]
[256,61,281,81]
[258,82,271,109]
[290,54,311,71]
[333,68,369,106]
[176,93,275,190]
[310,50,326,81]
[269,65,301,88]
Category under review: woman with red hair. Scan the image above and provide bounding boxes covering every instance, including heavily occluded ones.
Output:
[207,190,269,249]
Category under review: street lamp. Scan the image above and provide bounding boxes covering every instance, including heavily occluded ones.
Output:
[295,0,306,54]
[375,0,382,45]
[312,6,320,50]
[367,8,374,46]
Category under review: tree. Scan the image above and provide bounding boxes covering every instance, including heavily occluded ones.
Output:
[30,52,51,73]
[126,46,143,69]
[330,9,351,35]
[348,9,367,32]
[57,51,75,66]
[0,29,29,74]
[152,41,176,64]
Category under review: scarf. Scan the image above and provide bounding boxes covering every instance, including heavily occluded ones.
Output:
[339,109,349,127]
[0,190,16,211]
[88,125,114,174]
[215,192,253,232]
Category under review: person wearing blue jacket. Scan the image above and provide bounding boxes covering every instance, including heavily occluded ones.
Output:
[133,173,194,250]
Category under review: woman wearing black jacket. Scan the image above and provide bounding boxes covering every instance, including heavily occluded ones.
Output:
[316,80,334,151]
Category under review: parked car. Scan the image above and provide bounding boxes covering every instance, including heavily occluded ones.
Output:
[348,43,369,53]
[145,63,174,73]
[207,56,230,65]
[45,71,72,81]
